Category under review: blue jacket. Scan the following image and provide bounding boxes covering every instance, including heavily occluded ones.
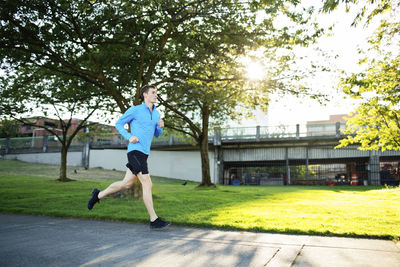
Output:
[115,103,163,155]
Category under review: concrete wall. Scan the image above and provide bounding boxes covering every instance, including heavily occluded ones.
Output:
[3,151,83,167]
[89,149,214,183]
[148,150,215,183]
[3,149,213,183]
[89,149,126,171]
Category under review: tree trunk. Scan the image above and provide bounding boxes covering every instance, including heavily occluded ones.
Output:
[59,144,68,182]
[129,178,143,200]
[198,106,215,187]
[199,135,214,186]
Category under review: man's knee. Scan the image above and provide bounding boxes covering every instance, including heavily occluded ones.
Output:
[142,179,152,190]
[146,180,153,189]
[138,173,152,189]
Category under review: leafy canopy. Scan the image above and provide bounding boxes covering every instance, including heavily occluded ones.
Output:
[335,0,400,151]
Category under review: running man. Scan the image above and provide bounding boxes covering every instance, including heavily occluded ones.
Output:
[88,85,170,230]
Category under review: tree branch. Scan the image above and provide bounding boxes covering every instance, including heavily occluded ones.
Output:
[66,104,99,148]
[164,123,197,139]
[377,108,400,147]
[143,21,175,85]
[158,96,202,138]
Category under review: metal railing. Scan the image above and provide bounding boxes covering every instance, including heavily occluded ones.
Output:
[0,123,347,152]
[0,135,87,153]
[218,123,345,140]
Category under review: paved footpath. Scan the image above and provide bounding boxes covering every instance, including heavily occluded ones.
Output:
[0,213,399,267]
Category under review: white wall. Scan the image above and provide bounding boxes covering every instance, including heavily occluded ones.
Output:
[89,149,127,171]
[3,152,83,166]
[89,149,214,183]
[148,150,215,183]
[3,149,215,183]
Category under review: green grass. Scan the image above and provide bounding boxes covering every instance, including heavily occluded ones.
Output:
[0,159,399,241]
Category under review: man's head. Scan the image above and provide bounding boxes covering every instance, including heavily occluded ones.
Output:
[140,85,157,104]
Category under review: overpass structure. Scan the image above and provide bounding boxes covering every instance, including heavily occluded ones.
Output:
[2,123,400,186]
[91,123,400,186]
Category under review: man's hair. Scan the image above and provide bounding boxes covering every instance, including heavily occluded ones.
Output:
[140,85,156,101]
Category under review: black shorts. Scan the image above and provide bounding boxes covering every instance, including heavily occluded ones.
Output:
[126,150,149,175]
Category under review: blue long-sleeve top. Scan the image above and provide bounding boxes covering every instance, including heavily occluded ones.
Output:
[115,103,163,155]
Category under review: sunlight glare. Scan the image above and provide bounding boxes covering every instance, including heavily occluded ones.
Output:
[246,61,265,81]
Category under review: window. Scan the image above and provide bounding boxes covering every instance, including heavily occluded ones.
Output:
[44,121,56,128]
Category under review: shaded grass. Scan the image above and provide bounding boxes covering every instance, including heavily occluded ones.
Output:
[0,159,399,241]
[0,158,186,184]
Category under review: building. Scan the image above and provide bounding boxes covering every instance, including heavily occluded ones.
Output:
[306,114,347,136]
[19,117,64,137]
[2,117,120,149]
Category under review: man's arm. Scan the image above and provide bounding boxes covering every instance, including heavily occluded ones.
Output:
[154,119,164,137]
[115,106,136,141]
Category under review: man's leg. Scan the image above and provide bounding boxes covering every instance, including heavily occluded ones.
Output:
[136,172,158,222]
[88,168,136,210]
[98,168,137,199]
[137,172,171,229]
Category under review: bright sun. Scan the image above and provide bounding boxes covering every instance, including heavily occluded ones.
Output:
[245,61,265,81]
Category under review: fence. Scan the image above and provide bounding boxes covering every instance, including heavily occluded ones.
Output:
[0,123,347,153]
[0,135,87,154]
[219,123,345,140]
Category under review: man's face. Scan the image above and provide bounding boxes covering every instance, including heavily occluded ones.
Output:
[144,88,157,104]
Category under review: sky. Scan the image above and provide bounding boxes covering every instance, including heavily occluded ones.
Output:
[232,3,380,128]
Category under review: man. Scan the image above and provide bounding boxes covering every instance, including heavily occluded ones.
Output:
[88,85,171,230]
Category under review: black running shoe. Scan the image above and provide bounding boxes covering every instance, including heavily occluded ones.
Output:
[150,217,171,230]
[88,188,100,210]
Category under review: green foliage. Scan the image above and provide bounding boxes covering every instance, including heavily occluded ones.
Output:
[0,0,325,120]
[0,119,21,138]
[321,0,394,26]
[0,61,113,180]
[336,3,400,151]
[156,0,326,140]
[338,57,400,150]
[0,64,111,145]
[0,0,327,185]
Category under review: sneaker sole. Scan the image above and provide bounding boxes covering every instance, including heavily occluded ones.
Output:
[150,222,171,230]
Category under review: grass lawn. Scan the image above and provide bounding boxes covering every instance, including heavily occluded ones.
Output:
[0,159,399,241]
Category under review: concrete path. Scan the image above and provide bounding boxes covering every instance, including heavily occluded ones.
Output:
[0,213,399,267]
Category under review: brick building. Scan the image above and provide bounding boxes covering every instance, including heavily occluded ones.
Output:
[16,117,120,145]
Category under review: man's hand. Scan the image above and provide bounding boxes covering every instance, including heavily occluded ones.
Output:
[158,119,164,128]
[129,136,139,144]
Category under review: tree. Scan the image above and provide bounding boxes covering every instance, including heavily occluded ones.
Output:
[156,1,326,186]
[0,0,202,185]
[324,1,400,150]
[0,0,221,109]
[337,51,400,151]
[0,65,109,181]
[0,119,21,138]
[0,0,326,186]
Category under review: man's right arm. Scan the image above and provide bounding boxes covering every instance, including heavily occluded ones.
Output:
[115,106,136,141]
